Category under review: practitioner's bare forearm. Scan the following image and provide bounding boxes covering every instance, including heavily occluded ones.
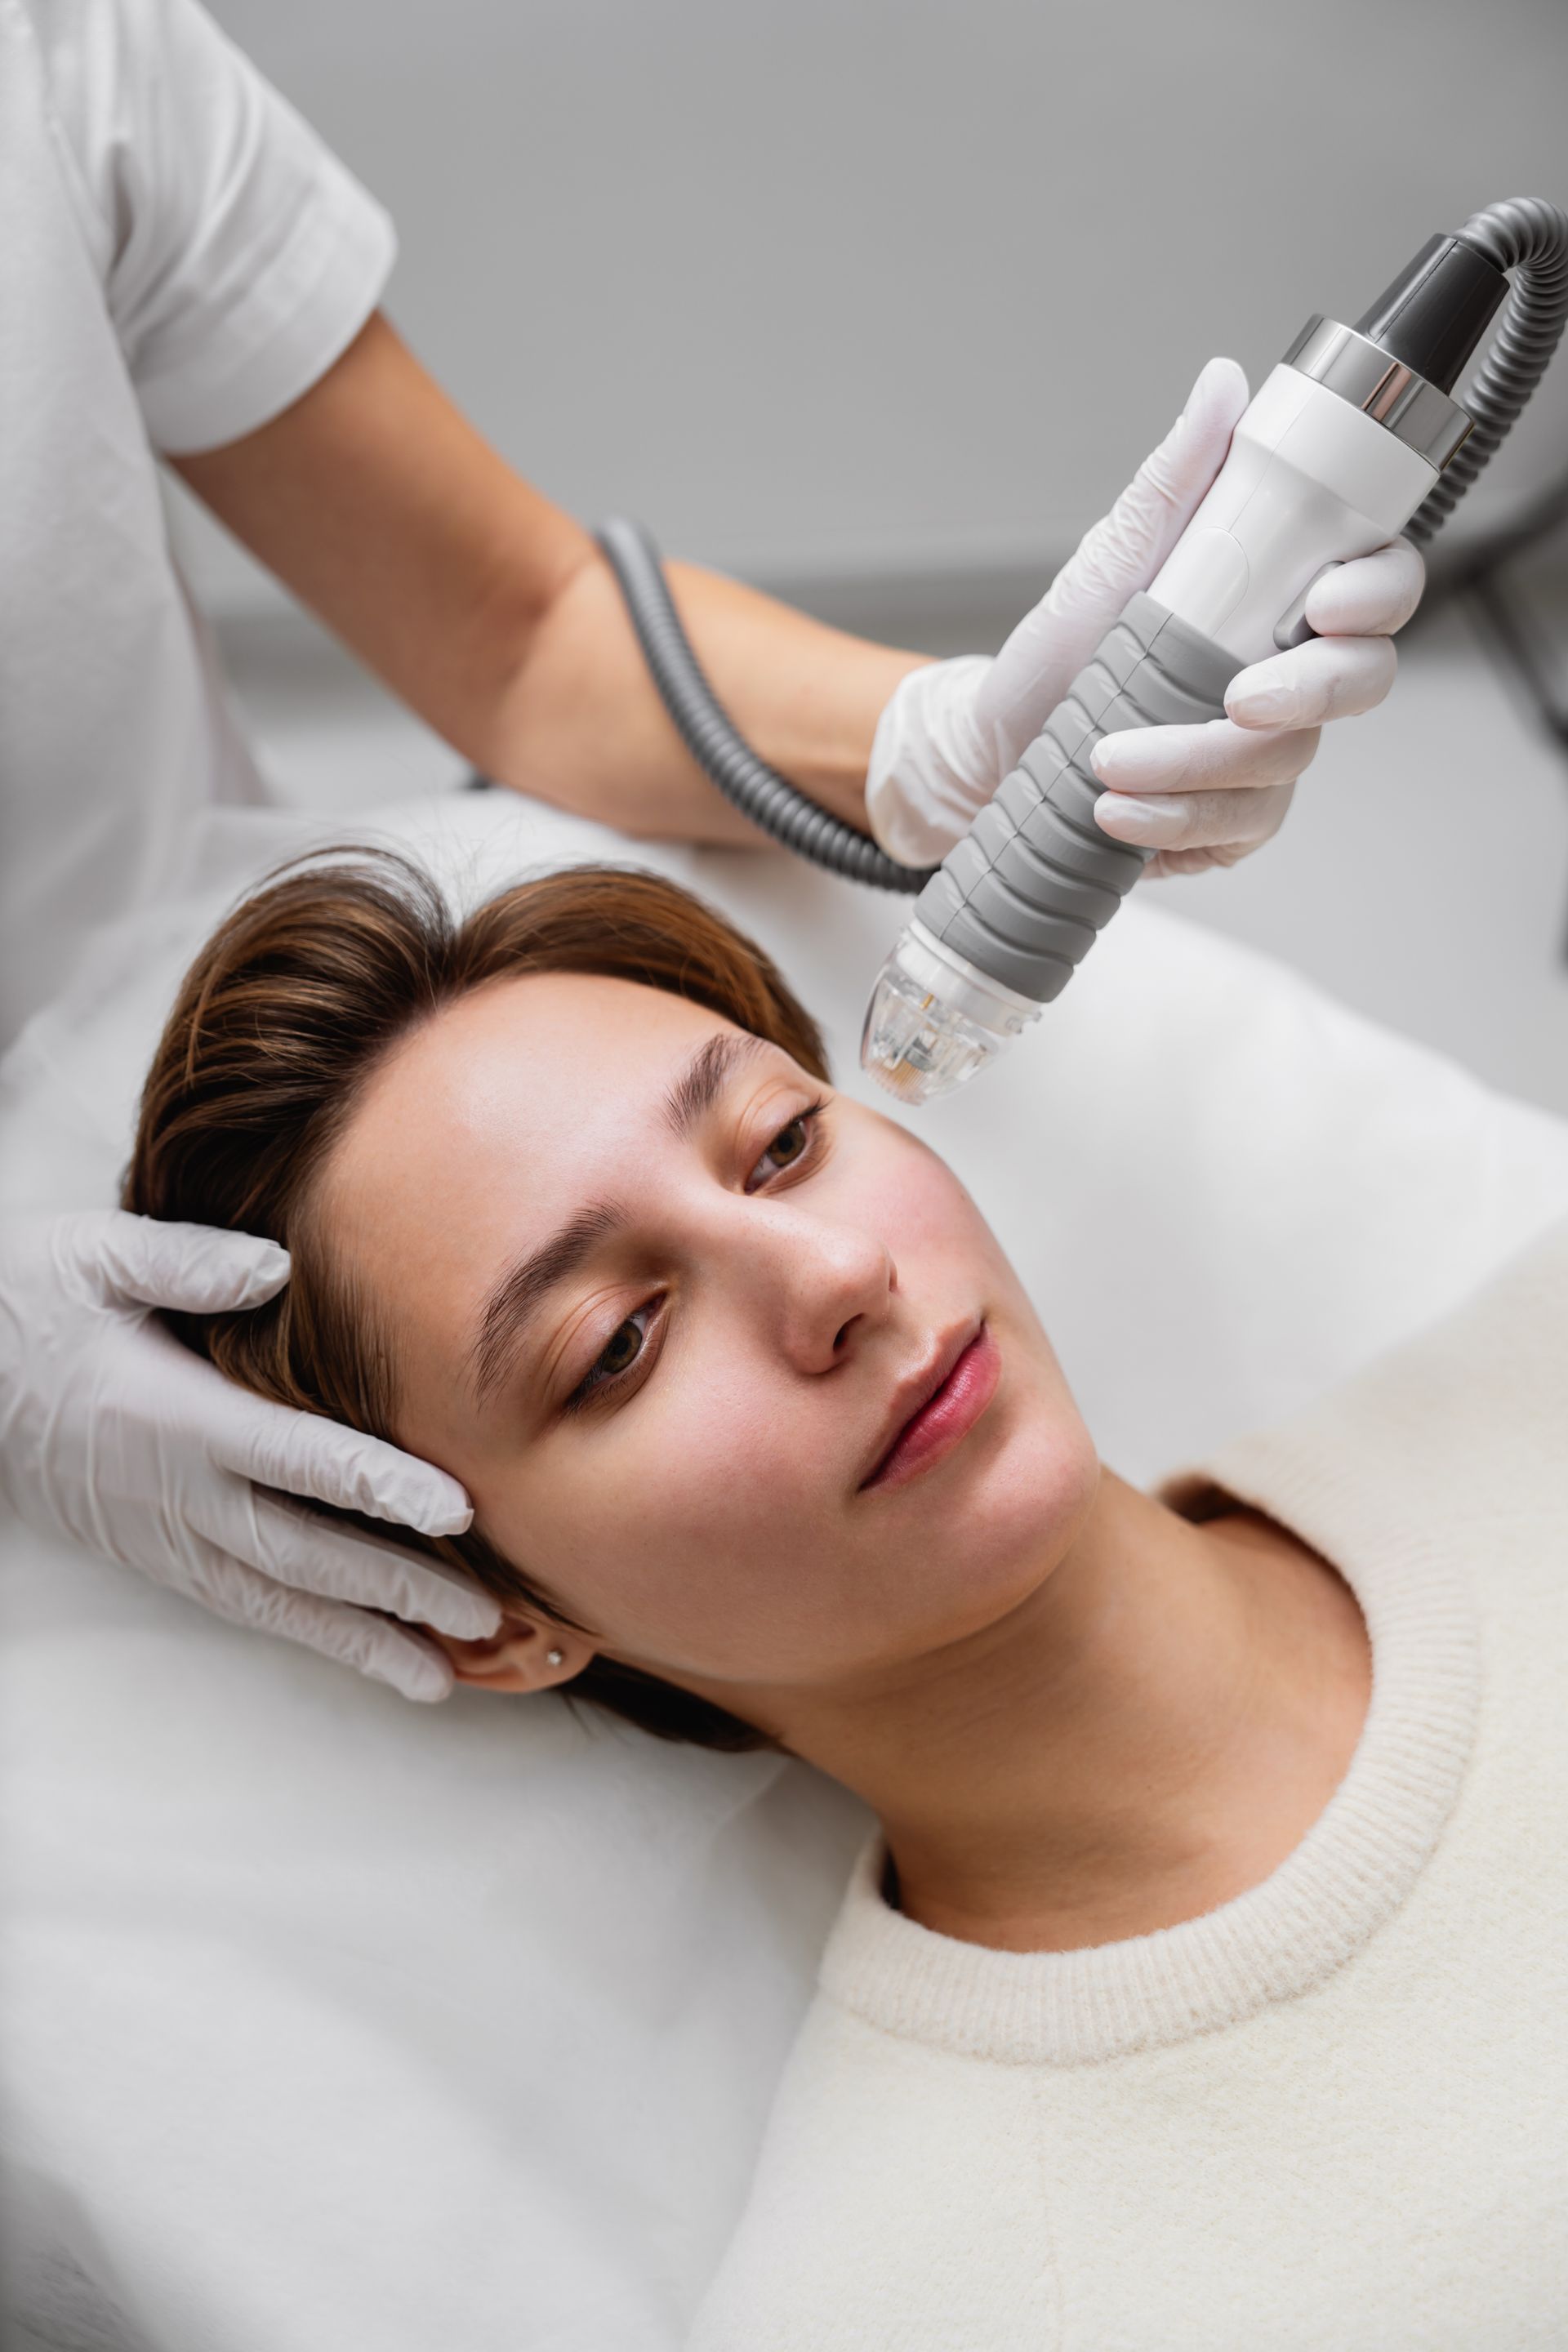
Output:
[172,312,924,844]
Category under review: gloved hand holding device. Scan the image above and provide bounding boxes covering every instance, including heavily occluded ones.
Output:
[0,1211,497,1702]
[864,356,1425,875]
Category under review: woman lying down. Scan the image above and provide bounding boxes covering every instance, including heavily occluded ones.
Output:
[127,849,1566,2348]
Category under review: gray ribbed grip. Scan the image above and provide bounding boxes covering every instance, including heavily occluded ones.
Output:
[911,592,1238,1004]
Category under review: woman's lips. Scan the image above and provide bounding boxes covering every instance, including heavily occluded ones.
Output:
[860,1325,1001,1494]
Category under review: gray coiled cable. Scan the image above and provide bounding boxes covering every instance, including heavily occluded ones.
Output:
[599,194,1568,882]
[1406,197,1568,544]
[594,517,931,893]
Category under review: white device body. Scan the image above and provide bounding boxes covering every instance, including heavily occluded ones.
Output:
[1147,366,1440,665]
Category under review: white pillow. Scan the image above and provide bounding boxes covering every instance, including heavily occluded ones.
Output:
[4,789,1566,2351]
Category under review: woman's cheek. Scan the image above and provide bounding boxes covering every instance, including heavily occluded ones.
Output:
[492,1356,813,1639]
[872,1135,1000,1278]
[634,1345,810,1548]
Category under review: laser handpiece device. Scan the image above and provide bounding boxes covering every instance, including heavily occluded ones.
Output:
[597,198,1568,1101]
[861,197,1568,1102]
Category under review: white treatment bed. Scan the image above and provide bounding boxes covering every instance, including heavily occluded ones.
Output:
[4,785,1566,2351]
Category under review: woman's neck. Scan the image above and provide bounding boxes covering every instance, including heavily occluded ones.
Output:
[786,1472,1372,1953]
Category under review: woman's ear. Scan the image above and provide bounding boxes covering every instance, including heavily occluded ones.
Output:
[425,1615,592,1695]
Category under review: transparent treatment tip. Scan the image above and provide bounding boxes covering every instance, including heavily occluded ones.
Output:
[859,921,1040,1107]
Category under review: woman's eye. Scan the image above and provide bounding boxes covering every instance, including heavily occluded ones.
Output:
[765,1116,808,1167]
[746,1101,826,1192]
[565,1303,655,1412]
[598,1320,644,1376]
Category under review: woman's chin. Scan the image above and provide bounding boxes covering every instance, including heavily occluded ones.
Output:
[879,1399,1101,1650]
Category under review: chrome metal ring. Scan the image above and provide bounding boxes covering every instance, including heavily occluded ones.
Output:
[1282,315,1474,470]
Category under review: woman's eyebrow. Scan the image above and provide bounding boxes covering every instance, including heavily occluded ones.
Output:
[662,1031,768,1139]
[469,1201,627,1406]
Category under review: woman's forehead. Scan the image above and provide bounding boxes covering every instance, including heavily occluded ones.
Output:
[320,971,765,1279]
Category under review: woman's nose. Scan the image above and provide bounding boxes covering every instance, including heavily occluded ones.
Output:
[749,1203,895,1375]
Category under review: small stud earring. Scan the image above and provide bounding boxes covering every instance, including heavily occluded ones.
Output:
[546,1648,564,1668]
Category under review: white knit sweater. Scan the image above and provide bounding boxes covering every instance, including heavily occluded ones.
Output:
[688,1220,1568,2350]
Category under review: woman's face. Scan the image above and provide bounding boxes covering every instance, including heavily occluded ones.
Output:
[318,972,1098,1713]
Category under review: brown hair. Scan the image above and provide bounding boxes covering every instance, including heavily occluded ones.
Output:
[124,849,831,1753]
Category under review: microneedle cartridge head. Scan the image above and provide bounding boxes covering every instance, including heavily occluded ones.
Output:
[860,923,1039,1107]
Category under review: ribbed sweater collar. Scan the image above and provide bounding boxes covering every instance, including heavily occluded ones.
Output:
[818,1423,1481,2068]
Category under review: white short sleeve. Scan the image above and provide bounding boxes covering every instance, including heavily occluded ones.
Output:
[31,0,396,452]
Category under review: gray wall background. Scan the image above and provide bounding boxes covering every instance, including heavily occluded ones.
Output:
[190,0,1568,611]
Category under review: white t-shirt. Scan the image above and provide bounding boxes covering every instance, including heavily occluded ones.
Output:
[0,0,395,1040]
[688,1218,1568,2350]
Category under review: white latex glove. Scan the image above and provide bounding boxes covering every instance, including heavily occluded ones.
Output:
[0,1210,500,1701]
[866,356,1426,877]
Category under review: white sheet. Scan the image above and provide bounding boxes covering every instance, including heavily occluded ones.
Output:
[5,786,1566,2351]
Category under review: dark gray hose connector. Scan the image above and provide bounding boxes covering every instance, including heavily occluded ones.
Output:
[1407,197,1568,543]
[594,518,931,893]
